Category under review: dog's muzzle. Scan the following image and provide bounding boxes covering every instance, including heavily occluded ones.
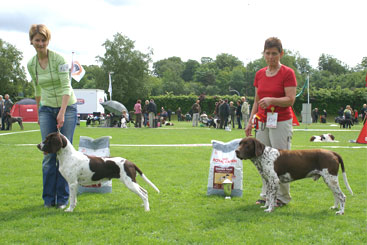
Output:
[235,149,243,160]
[37,143,48,155]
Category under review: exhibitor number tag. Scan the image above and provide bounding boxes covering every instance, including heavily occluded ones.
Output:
[266,112,278,128]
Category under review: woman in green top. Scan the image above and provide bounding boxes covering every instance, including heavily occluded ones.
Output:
[27,24,77,209]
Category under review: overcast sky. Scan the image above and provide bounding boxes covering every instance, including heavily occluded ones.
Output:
[0,0,366,75]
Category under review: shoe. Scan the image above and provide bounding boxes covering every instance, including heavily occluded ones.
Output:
[255,199,266,205]
[56,204,67,209]
[275,199,286,207]
[44,204,55,208]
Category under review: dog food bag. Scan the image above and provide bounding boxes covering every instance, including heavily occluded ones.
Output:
[78,136,112,194]
[207,138,243,197]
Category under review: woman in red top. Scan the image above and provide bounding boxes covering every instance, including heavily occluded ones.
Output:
[245,37,297,207]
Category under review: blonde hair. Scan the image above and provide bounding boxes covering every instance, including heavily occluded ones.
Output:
[29,24,51,44]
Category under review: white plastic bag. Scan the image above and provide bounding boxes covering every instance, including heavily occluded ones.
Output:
[207,138,243,197]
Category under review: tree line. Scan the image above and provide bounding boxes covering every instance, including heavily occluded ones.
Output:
[0,34,366,110]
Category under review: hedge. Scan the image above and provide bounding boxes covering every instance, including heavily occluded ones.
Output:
[125,88,366,117]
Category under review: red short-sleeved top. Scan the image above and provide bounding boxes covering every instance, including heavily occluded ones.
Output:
[254,65,297,122]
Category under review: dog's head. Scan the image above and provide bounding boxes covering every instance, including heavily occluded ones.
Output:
[37,132,67,154]
[320,133,335,141]
[235,137,265,160]
[310,136,316,142]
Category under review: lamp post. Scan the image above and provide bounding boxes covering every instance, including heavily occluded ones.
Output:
[108,72,114,101]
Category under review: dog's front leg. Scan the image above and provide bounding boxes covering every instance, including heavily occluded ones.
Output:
[264,178,279,213]
[65,182,78,212]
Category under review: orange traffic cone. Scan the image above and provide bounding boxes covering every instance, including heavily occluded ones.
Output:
[356,122,367,144]
[291,108,300,126]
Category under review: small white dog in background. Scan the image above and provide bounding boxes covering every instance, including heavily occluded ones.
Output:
[121,111,129,128]
[121,118,127,128]
[310,133,336,142]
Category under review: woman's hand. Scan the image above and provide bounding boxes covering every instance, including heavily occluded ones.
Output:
[245,122,253,137]
[57,111,65,129]
[258,97,273,109]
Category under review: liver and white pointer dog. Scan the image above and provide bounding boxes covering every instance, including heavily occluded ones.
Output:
[37,132,159,212]
[235,137,353,215]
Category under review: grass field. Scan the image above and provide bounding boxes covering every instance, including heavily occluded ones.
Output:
[0,120,366,244]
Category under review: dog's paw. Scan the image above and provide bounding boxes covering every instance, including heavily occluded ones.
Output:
[264,208,274,213]
[64,207,74,212]
[330,205,338,210]
[260,205,268,209]
[335,210,344,215]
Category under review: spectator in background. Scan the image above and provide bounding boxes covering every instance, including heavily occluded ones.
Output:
[160,107,168,124]
[241,97,250,129]
[236,100,242,129]
[214,100,221,116]
[343,105,353,129]
[147,99,156,128]
[321,109,327,123]
[0,95,3,129]
[353,109,358,124]
[229,101,236,128]
[142,100,149,127]
[134,99,142,128]
[176,107,182,121]
[191,100,201,127]
[219,99,230,129]
[1,94,13,130]
[167,109,172,121]
[312,108,319,123]
[344,105,352,119]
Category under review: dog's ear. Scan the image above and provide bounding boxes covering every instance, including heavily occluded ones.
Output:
[254,138,265,157]
[310,136,315,142]
[60,134,68,148]
[49,134,63,153]
[329,134,335,140]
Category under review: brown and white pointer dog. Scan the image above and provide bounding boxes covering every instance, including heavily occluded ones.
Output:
[235,137,353,215]
[37,132,159,212]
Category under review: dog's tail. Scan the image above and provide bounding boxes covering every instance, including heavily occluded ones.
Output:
[334,152,354,195]
[135,165,160,193]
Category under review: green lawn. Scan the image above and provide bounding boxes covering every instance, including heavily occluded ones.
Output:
[0,121,366,244]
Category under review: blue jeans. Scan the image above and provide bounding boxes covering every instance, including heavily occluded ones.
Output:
[39,104,77,206]
[236,115,242,129]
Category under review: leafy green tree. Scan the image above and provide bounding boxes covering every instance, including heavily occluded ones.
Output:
[201,57,214,65]
[153,57,184,78]
[193,64,216,86]
[146,76,163,96]
[182,59,200,82]
[0,39,30,98]
[215,53,243,70]
[229,66,246,95]
[354,57,367,71]
[162,69,185,95]
[96,33,152,103]
[318,54,349,75]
